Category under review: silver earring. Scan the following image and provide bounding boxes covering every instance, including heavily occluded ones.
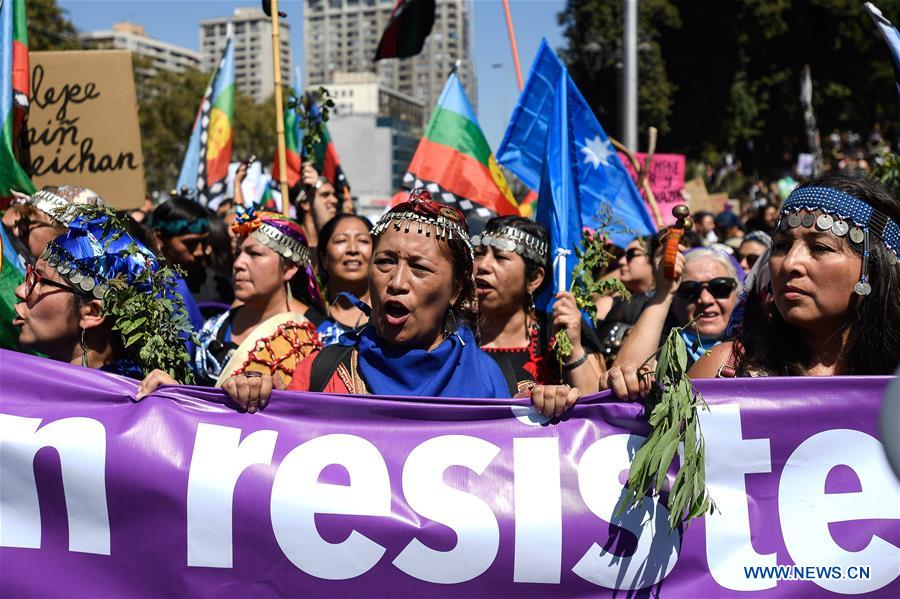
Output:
[527,292,536,313]
[81,328,89,368]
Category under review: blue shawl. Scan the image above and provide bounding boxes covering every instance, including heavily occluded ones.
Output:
[347,325,511,398]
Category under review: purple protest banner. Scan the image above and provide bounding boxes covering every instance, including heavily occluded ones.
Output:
[1,349,898,597]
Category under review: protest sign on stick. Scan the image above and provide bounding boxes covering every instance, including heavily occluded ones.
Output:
[618,152,686,226]
[27,51,145,209]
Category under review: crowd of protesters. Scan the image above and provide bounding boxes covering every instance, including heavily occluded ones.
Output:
[2,146,898,416]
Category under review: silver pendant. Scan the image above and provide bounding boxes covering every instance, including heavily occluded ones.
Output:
[854,280,872,295]
[831,220,849,237]
[849,227,865,244]
[788,213,802,228]
[801,212,816,228]
[815,214,834,230]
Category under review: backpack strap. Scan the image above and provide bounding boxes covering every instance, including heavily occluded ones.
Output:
[309,344,355,392]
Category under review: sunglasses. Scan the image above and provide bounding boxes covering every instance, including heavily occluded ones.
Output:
[742,253,762,269]
[623,248,647,262]
[24,263,87,298]
[676,277,738,301]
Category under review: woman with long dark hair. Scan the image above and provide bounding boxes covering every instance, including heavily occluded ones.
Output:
[315,213,373,345]
[691,171,900,378]
[473,215,604,394]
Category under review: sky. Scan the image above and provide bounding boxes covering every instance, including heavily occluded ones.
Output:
[57,0,567,150]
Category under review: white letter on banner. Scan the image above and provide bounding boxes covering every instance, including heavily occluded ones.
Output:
[573,434,680,589]
[186,423,277,568]
[700,404,776,591]
[513,437,562,583]
[780,429,900,595]
[271,434,390,579]
[393,435,501,584]
[0,415,109,555]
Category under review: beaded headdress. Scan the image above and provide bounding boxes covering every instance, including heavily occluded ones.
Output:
[776,185,900,296]
[232,208,323,308]
[371,189,477,312]
[38,209,194,381]
[371,188,473,260]
[471,226,548,264]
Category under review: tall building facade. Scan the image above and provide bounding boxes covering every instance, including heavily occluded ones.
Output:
[199,8,292,103]
[315,72,425,216]
[83,22,201,80]
[304,0,475,121]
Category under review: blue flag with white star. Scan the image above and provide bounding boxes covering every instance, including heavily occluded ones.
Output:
[534,60,656,298]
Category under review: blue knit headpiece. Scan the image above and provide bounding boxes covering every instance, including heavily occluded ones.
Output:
[778,185,899,295]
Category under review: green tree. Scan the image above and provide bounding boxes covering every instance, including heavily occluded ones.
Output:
[560,0,900,176]
[558,0,681,143]
[137,66,207,193]
[137,63,284,193]
[26,0,82,51]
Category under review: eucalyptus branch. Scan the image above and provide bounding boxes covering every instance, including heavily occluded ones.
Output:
[616,316,715,530]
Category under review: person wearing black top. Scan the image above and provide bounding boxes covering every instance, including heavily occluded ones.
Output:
[473,216,604,395]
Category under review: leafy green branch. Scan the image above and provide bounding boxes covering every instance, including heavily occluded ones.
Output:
[287,86,336,161]
[554,228,630,363]
[616,315,715,530]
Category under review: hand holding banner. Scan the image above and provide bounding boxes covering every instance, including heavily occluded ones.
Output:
[1,350,898,597]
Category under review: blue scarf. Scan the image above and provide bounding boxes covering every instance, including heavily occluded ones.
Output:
[679,328,723,367]
[350,325,511,398]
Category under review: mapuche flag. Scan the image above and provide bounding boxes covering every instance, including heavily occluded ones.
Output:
[374,0,436,61]
[0,0,35,205]
[394,74,518,232]
[176,34,235,207]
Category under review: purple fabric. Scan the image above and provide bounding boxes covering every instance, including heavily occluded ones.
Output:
[1,349,897,598]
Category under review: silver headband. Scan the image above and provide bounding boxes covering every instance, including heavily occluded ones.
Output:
[371,210,474,262]
[250,223,311,265]
[471,226,548,264]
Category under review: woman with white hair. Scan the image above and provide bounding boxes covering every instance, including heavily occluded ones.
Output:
[603,247,744,397]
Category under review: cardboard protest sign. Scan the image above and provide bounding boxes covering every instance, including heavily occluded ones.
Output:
[618,152,686,226]
[27,51,145,208]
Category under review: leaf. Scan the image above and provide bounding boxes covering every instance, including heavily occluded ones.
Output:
[616,319,715,531]
[119,316,147,335]
[675,333,688,371]
[654,429,680,490]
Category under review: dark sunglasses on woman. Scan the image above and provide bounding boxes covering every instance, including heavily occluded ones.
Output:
[676,277,738,301]
[623,248,647,262]
[741,253,762,269]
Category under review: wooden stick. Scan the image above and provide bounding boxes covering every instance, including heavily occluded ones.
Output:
[611,135,665,228]
[270,0,290,216]
[501,0,524,91]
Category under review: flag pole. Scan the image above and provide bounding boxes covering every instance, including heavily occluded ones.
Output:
[269,0,290,217]
[501,0,524,91]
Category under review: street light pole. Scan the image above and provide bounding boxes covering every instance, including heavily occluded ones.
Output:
[623,0,638,150]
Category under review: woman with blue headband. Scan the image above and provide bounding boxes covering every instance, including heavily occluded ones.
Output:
[12,208,194,382]
[691,171,900,378]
